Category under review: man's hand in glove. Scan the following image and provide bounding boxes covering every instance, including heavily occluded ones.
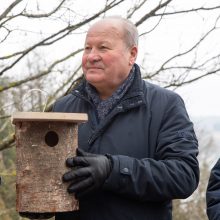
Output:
[63,148,112,198]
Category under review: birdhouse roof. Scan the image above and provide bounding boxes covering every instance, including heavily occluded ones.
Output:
[11,112,88,124]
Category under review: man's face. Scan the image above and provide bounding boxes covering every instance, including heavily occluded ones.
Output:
[82,20,137,99]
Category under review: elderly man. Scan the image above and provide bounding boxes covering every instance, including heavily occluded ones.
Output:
[206,159,220,219]
[21,16,199,220]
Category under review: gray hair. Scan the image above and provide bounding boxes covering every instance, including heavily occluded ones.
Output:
[102,16,139,48]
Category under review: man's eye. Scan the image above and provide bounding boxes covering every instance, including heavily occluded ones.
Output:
[84,46,91,51]
[100,46,107,50]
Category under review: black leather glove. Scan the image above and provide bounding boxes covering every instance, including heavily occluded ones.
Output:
[63,148,112,198]
[19,212,54,219]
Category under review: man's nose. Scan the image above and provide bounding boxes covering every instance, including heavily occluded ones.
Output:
[87,49,101,62]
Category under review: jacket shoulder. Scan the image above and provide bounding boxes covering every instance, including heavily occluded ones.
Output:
[52,93,78,112]
[142,80,184,106]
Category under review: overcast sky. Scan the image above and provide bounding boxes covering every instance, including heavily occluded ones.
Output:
[176,74,220,118]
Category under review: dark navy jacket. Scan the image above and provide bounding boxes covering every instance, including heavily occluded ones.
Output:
[53,64,199,220]
[206,159,220,220]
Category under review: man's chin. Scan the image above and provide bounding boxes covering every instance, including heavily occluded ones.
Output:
[85,73,103,83]
[86,77,103,86]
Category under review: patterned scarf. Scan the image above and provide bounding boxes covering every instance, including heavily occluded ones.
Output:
[86,66,135,121]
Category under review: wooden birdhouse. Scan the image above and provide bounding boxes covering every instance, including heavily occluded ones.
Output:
[12,112,88,213]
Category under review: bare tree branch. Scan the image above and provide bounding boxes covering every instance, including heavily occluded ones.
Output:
[0,133,15,151]
[127,0,147,19]
[164,67,220,88]
[21,0,66,18]
[139,4,167,36]
[151,17,220,79]
[0,26,11,43]
[0,115,11,119]
[155,5,220,17]
[44,66,83,112]
[135,0,172,26]
[0,48,83,92]
[0,0,23,21]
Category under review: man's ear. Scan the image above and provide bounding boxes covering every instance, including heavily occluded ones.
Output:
[129,46,138,66]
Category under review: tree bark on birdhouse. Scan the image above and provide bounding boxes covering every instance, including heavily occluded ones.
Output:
[12,112,88,213]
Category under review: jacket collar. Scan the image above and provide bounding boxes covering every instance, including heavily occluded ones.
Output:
[119,63,145,105]
[73,64,145,145]
[73,63,144,103]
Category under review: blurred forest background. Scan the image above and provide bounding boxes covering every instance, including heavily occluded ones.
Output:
[1,0,220,219]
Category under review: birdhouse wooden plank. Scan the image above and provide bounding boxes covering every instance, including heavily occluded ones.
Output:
[12,112,88,213]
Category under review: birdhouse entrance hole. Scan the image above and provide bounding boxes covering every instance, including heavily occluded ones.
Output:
[45,130,59,147]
